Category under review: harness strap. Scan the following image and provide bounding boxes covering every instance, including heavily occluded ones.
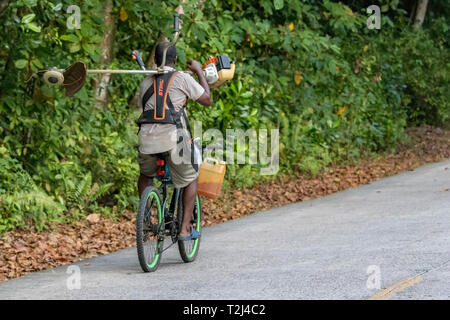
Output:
[154,72,177,120]
[141,83,154,112]
[138,71,179,128]
[137,71,198,172]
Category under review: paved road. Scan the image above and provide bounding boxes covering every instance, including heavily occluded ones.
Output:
[1,160,449,300]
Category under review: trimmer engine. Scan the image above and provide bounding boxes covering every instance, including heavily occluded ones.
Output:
[202,55,235,88]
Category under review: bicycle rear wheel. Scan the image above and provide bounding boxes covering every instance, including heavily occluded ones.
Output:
[178,193,202,263]
[136,186,164,272]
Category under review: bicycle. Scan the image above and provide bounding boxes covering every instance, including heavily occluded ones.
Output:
[136,153,202,272]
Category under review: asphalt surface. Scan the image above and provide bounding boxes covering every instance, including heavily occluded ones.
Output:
[0,159,449,300]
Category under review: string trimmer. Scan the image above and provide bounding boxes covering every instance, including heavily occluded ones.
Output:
[36,14,235,97]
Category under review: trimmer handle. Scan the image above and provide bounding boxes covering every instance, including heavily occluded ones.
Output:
[132,50,146,70]
[174,14,180,33]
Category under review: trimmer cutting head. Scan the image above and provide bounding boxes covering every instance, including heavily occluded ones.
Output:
[43,69,64,86]
[63,61,87,97]
[41,61,159,97]
[42,62,87,96]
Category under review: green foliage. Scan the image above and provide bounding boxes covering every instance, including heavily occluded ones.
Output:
[0,0,448,232]
[377,18,450,125]
[66,172,113,211]
[0,156,65,232]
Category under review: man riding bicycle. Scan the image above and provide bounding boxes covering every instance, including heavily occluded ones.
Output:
[137,42,211,241]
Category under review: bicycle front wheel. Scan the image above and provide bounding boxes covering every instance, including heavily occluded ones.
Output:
[178,193,202,263]
[136,186,164,272]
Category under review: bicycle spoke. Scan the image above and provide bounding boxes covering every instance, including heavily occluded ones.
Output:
[160,241,176,254]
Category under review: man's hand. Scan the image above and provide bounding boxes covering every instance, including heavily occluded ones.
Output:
[187,60,212,107]
[187,60,203,74]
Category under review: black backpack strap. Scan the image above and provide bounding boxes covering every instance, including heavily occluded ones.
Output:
[137,71,179,129]
[165,95,184,139]
[141,83,154,112]
[140,71,177,116]
[137,80,154,134]
[154,71,178,120]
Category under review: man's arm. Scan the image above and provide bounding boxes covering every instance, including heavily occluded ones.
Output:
[187,60,212,106]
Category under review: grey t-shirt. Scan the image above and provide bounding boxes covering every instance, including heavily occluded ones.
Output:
[138,66,205,154]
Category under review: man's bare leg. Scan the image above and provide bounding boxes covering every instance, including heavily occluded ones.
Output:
[179,179,198,237]
[138,173,153,198]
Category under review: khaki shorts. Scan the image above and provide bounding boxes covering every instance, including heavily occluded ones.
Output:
[138,146,199,188]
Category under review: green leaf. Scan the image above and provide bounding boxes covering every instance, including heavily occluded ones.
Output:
[195,11,203,21]
[19,50,30,58]
[21,13,35,24]
[328,60,337,74]
[22,0,37,8]
[80,23,94,38]
[68,43,81,53]
[241,91,253,98]
[52,3,63,11]
[90,15,103,25]
[274,0,284,10]
[60,34,79,43]
[14,59,28,69]
[31,58,44,69]
[90,35,103,43]
[27,22,41,33]
[82,43,97,56]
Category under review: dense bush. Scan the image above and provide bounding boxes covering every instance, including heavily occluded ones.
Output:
[0,0,448,232]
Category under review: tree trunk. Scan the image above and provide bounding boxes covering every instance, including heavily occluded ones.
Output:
[95,0,116,109]
[0,0,9,17]
[409,1,417,25]
[413,0,429,29]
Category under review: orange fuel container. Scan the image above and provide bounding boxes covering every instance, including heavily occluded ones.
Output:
[197,159,226,199]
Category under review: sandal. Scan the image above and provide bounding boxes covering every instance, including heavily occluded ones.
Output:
[178,226,201,241]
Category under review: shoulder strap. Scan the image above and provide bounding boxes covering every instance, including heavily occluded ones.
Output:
[153,71,178,120]
[138,71,187,135]
[141,83,154,112]
[141,71,178,115]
